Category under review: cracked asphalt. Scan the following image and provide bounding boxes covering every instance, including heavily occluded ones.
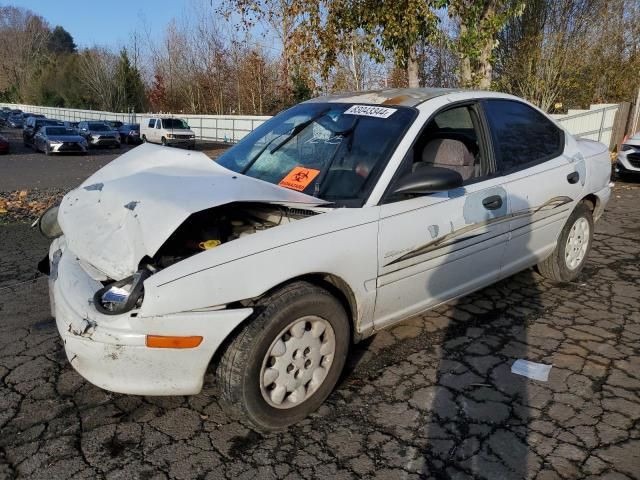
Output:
[1,179,639,479]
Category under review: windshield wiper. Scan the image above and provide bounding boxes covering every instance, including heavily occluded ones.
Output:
[269,108,330,155]
[239,131,288,174]
[314,117,360,197]
[240,108,330,175]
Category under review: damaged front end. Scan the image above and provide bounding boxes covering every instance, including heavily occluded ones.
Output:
[42,143,328,319]
[38,144,332,395]
[93,202,319,315]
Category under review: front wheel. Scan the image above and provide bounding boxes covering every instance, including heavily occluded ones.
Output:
[537,202,594,283]
[216,281,350,431]
[161,137,167,146]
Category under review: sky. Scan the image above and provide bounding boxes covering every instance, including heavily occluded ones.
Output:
[5,0,221,49]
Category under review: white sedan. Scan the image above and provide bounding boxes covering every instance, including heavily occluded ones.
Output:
[39,88,612,430]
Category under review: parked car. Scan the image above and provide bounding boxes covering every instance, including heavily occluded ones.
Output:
[7,113,24,128]
[77,121,121,148]
[62,121,80,130]
[615,132,640,178]
[141,117,195,148]
[0,110,12,125]
[105,120,124,130]
[0,134,9,154]
[117,123,142,145]
[38,88,612,431]
[23,113,46,121]
[23,117,64,147]
[33,126,88,155]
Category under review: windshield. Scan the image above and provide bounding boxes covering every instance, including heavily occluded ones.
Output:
[217,103,415,204]
[162,118,189,129]
[39,120,62,127]
[46,127,75,136]
[88,122,110,130]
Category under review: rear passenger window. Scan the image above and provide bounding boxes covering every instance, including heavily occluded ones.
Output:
[148,119,155,128]
[484,100,563,172]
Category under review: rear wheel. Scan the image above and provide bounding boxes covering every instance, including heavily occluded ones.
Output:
[216,281,350,431]
[537,202,594,283]
[142,134,147,143]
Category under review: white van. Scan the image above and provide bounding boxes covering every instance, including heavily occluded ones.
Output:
[141,117,196,149]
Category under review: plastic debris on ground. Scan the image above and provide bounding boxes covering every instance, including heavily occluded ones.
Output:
[511,359,552,381]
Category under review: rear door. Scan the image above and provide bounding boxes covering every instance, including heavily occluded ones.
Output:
[481,99,586,278]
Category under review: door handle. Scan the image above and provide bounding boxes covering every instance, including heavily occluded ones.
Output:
[482,195,503,210]
[567,172,579,184]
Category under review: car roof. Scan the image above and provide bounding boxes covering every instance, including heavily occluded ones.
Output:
[304,88,467,107]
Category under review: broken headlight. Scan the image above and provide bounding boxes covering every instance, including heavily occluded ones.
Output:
[37,205,63,239]
[94,269,151,315]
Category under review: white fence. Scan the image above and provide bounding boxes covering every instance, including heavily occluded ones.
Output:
[0,103,271,144]
[551,103,619,147]
[2,101,622,148]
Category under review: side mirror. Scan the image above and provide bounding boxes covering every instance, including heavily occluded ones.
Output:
[392,165,463,196]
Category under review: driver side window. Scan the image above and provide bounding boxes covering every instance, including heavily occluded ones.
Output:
[410,104,484,182]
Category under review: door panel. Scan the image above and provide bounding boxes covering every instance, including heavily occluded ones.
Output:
[499,155,586,277]
[480,98,587,278]
[374,179,509,328]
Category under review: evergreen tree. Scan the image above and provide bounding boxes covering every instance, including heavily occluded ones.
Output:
[115,48,146,112]
[48,26,76,54]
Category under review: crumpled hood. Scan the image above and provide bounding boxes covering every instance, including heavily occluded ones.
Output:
[58,143,328,280]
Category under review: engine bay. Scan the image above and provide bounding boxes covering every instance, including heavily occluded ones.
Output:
[150,202,318,269]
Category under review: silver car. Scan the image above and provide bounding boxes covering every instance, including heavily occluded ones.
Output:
[78,121,121,148]
[34,126,88,155]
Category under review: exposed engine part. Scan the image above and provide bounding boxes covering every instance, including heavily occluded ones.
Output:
[149,203,317,269]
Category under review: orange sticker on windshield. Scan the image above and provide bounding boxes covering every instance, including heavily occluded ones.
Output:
[278,167,320,191]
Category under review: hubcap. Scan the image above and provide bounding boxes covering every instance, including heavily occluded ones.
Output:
[259,316,336,409]
[565,217,590,270]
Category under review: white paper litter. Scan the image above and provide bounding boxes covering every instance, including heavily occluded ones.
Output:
[511,360,552,381]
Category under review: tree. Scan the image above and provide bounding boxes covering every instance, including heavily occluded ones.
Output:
[0,6,50,101]
[148,73,168,112]
[48,25,76,54]
[449,0,524,89]
[115,48,146,112]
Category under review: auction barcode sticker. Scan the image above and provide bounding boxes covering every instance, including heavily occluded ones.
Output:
[344,105,396,118]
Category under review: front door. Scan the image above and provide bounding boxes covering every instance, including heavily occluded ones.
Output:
[374,103,509,328]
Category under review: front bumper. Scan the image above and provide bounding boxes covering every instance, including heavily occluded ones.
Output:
[50,142,87,153]
[48,237,252,395]
[166,137,196,147]
[88,136,120,147]
[616,150,640,174]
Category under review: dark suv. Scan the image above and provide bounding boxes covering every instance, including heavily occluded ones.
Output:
[24,117,64,148]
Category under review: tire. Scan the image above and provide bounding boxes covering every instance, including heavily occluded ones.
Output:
[161,137,167,146]
[216,281,350,431]
[142,134,147,143]
[44,144,50,156]
[537,202,594,283]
